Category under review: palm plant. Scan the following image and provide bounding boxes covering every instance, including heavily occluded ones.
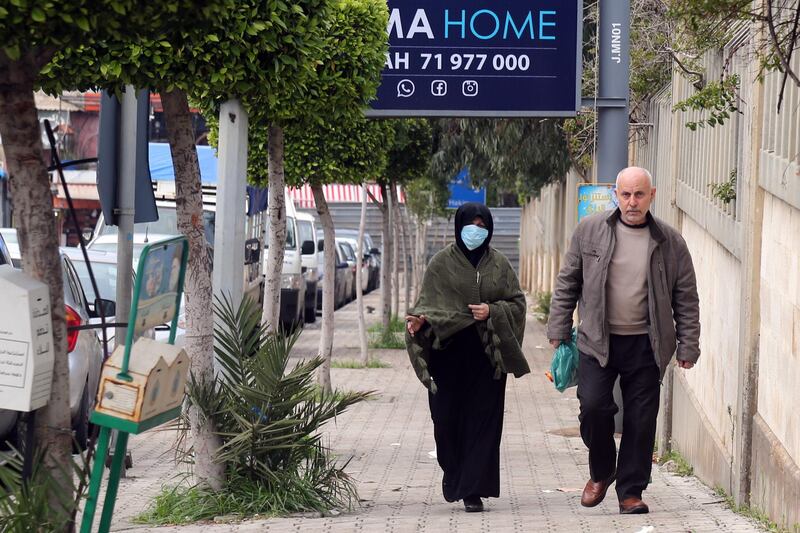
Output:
[0,446,77,532]
[174,295,371,515]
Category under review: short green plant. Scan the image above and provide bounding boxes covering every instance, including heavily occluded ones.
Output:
[710,169,737,204]
[136,296,372,525]
[713,487,795,533]
[0,446,78,532]
[658,450,695,477]
[331,359,391,369]
[534,291,552,322]
[368,316,406,349]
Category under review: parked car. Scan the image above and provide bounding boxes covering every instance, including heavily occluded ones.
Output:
[64,245,184,348]
[334,228,380,292]
[263,192,306,331]
[0,227,19,267]
[337,239,358,303]
[316,232,349,310]
[88,200,216,246]
[0,252,109,451]
[0,231,11,266]
[295,212,318,324]
[88,232,177,265]
[335,233,370,295]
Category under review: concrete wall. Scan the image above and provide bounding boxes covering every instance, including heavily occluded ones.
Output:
[757,193,800,467]
[681,217,741,457]
[751,192,800,526]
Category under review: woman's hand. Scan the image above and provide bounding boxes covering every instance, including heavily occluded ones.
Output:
[468,303,490,321]
[405,314,426,337]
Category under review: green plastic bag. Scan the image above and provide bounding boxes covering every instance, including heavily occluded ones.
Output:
[547,328,578,393]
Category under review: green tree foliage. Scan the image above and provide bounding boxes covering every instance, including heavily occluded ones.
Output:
[403,120,451,220]
[384,119,433,186]
[228,0,390,182]
[45,0,328,104]
[431,119,571,204]
[283,117,394,187]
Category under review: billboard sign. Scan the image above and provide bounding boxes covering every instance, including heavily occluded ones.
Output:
[367,1,582,117]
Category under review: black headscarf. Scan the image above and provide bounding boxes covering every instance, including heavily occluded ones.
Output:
[454,202,494,267]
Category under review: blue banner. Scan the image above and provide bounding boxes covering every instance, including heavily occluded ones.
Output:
[448,168,486,208]
[368,0,582,117]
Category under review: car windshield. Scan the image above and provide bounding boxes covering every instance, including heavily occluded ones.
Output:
[71,260,118,302]
[340,242,356,261]
[0,229,18,244]
[298,220,314,249]
[265,217,297,249]
[99,207,216,245]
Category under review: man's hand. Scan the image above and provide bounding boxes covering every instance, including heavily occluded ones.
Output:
[549,339,563,349]
[468,303,490,321]
[677,360,695,369]
[405,314,426,337]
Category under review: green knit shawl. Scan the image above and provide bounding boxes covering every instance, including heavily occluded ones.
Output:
[405,244,530,392]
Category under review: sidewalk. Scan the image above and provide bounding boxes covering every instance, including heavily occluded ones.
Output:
[105,290,762,532]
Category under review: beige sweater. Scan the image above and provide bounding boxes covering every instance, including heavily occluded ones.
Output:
[606,221,650,335]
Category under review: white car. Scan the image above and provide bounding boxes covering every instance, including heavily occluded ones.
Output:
[88,232,178,265]
[0,227,20,267]
[83,236,186,346]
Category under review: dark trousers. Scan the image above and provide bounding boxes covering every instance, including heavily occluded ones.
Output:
[577,334,660,500]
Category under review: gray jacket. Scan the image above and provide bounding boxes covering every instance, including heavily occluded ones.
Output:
[546,209,700,378]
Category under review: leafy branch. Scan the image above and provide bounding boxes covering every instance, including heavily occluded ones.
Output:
[673,74,742,130]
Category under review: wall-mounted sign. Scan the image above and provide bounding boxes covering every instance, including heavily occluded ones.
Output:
[577,183,618,222]
[367,1,582,117]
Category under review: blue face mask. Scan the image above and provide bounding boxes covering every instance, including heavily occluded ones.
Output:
[461,224,489,251]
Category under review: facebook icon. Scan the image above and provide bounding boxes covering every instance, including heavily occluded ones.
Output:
[431,80,447,96]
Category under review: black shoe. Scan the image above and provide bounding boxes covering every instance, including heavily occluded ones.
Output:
[463,496,484,512]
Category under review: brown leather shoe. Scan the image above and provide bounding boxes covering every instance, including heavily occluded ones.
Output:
[580,473,616,507]
[619,497,649,514]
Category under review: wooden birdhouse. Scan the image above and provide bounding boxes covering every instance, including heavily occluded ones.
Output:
[91,337,189,434]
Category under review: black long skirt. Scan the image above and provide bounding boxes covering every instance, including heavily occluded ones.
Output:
[427,325,508,502]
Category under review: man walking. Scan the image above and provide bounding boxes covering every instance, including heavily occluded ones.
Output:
[547,167,700,514]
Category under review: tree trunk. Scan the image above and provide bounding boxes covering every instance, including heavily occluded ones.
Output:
[0,55,72,516]
[390,182,400,319]
[313,184,334,393]
[262,125,287,333]
[398,189,411,314]
[357,185,369,365]
[161,89,224,491]
[378,183,392,330]
[413,215,429,303]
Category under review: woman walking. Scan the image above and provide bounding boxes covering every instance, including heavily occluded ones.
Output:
[405,202,529,512]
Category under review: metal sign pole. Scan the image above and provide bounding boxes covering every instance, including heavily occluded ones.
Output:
[596,0,631,182]
[115,86,138,345]
[596,0,631,433]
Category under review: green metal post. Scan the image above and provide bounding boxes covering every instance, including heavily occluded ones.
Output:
[80,426,111,533]
[97,431,130,532]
